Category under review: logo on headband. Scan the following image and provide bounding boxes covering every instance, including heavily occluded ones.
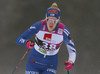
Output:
[48,10,58,14]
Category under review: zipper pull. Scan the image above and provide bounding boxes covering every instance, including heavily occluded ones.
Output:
[44,55,46,58]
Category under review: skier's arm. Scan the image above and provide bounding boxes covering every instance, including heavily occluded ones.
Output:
[63,27,76,63]
[16,21,41,45]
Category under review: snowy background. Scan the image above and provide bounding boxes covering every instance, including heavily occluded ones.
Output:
[0,0,100,74]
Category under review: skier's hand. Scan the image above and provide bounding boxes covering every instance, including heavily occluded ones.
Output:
[26,40,34,49]
[65,61,73,70]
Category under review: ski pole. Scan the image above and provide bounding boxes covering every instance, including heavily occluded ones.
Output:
[67,70,69,74]
[12,49,30,74]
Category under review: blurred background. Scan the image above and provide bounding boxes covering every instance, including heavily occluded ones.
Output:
[0,0,100,74]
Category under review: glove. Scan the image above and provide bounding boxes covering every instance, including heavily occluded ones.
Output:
[26,40,34,49]
[65,61,73,70]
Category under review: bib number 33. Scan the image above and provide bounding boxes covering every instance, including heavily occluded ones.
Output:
[42,42,56,51]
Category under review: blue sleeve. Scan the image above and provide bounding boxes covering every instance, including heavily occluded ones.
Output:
[16,21,41,45]
[63,27,76,63]
[63,27,70,44]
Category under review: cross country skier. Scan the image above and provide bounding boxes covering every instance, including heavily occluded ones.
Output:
[16,2,76,74]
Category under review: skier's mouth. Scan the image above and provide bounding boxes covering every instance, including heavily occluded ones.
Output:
[49,26,53,29]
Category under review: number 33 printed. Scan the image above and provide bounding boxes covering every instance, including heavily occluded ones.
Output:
[42,42,56,50]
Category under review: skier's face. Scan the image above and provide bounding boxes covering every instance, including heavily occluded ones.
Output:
[47,17,59,32]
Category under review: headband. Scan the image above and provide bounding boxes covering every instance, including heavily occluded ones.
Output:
[46,9,60,19]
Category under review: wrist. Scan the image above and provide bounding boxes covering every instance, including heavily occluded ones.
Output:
[68,60,73,63]
[68,60,74,66]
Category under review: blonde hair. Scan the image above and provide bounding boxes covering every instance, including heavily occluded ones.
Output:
[44,3,61,22]
[48,3,60,11]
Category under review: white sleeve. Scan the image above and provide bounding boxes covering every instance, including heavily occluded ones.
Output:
[66,40,76,63]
